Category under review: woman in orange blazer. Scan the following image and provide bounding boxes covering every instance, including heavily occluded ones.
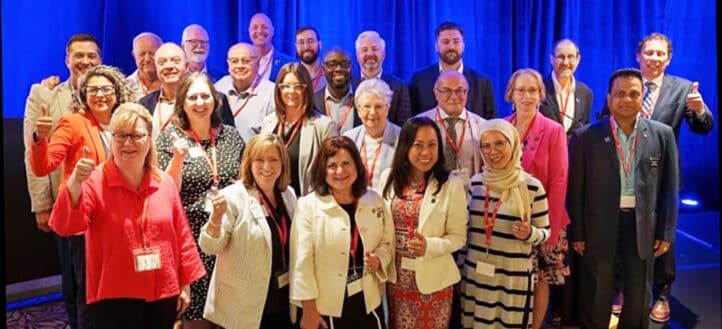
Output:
[504,68,569,329]
[28,64,134,329]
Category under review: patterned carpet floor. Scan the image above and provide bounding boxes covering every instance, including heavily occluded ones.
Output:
[6,300,69,329]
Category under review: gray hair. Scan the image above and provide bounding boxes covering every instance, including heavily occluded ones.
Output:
[355,31,386,51]
[354,78,393,106]
[132,32,163,52]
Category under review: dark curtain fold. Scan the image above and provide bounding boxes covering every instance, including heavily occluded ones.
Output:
[2,0,717,208]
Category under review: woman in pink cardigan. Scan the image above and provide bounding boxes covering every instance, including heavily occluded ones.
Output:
[504,68,570,329]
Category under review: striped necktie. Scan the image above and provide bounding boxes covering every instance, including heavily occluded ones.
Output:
[642,81,657,118]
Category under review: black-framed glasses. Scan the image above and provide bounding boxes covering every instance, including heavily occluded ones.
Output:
[112,133,149,143]
[184,39,209,47]
[436,87,468,98]
[85,86,116,96]
[323,60,351,70]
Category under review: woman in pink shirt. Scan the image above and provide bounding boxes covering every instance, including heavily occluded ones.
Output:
[504,68,570,329]
[49,103,205,329]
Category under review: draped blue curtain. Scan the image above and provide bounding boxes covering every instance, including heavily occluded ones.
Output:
[2,0,718,208]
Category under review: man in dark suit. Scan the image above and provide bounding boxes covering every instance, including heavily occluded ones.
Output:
[539,39,593,138]
[408,21,496,119]
[181,24,224,81]
[568,68,679,329]
[313,48,360,134]
[351,30,411,126]
[248,13,295,82]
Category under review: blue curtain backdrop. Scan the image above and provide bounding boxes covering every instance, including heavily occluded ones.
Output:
[2,0,718,208]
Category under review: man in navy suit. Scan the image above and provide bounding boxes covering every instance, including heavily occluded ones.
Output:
[181,24,224,81]
[539,39,593,138]
[409,21,496,119]
[568,68,679,329]
[351,30,411,126]
[248,13,295,82]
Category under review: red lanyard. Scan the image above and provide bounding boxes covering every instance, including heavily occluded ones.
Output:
[277,117,304,148]
[155,96,174,131]
[483,186,503,248]
[360,137,383,186]
[232,77,260,118]
[325,96,354,133]
[258,189,289,266]
[609,119,638,178]
[136,196,151,249]
[186,128,219,185]
[436,109,467,156]
[348,201,361,269]
[258,51,273,79]
[510,112,537,144]
[559,88,572,123]
[403,183,426,240]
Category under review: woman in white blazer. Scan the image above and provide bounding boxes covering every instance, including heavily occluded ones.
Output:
[290,136,395,329]
[342,78,401,191]
[199,133,297,329]
[261,63,338,197]
[380,116,468,329]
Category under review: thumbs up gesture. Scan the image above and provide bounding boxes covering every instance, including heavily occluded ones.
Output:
[208,186,227,225]
[364,251,381,273]
[72,147,96,184]
[686,81,705,115]
[34,103,54,140]
[170,131,189,160]
[407,230,427,257]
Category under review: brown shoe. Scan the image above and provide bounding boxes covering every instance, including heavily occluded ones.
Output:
[649,299,670,322]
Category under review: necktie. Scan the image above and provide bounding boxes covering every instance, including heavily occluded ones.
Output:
[642,81,657,118]
[443,117,458,171]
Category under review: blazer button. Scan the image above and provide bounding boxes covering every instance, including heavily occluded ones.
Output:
[340,252,346,255]
[337,273,343,277]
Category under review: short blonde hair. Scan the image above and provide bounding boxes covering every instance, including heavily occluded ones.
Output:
[240,133,291,192]
[504,68,546,102]
[109,102,158,174]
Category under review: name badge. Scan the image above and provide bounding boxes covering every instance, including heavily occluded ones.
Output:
[649,156,660,168]
[347,278,362,297]
[620,195,636,208]
[133,247,161,272]
[401,257,416,271]
[188,146,204,158]
[276,271,289,288]
[250,203,265,219]
[475,261,496,277]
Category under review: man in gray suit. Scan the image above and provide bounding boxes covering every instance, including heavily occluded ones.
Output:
[568,68,679,329]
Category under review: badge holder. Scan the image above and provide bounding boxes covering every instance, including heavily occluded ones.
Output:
[275,269,290,289]
[133,247,161,272]
[346,270,363,297]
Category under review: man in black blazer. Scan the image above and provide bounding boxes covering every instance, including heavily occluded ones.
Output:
[408,21,496,119]
[351,30,411,126]
[568,68,679,329]
[539,39,593,138]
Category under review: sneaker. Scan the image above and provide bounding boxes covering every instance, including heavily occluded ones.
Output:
[649,299,670,322]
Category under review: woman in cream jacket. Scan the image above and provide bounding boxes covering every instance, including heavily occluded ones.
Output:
[199,133,297,329]
[290,136,395,329]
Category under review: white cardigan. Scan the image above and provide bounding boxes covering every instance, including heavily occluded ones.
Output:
[289,190,396,317]
[379,169,468,294]
[198,182,297,329]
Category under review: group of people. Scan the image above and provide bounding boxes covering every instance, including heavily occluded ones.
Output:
[22,13,714,329]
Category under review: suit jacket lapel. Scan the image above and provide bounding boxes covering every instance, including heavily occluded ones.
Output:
[544,79,563,123]
[634,120,648,169]
[602,118,620,172]
[248,188,273,249]
[417,177,440,231]
[521,113,545,168]
[651,76,674,120]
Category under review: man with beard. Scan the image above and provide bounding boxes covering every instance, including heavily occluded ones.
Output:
[409,21,496,120]
[314,48,359,134]
[351,30,411,126]
[140,43,234,141]
[23,33,102,329]
[126,32,162,100]
[539,39,593,139]
[215,42,276,142]
[248,13,294,82]
[295,25,326,92]
[181,24,223,81]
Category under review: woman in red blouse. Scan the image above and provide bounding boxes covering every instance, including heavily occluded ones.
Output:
[49,103,206,329]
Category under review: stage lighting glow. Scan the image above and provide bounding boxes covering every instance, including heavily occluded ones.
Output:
[681,198,699,207]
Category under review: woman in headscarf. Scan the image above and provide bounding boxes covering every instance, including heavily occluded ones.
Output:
[460,119,550,328]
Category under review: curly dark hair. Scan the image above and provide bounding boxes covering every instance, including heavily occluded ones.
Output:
[73,65,134,114]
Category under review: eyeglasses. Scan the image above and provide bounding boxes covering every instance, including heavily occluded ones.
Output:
[228,56,258,65]
[358,104,388,113]
[112,133,149,143]
[85,86,116,96]
[295,38,318,47]
[186,93,213,102]
[323,60,351,70]
[184,39,209,47]
[278,83,306,92]
[480,140,509,153]
[513,88,540,96]
[553,54,578,62]
[436,88,468,98]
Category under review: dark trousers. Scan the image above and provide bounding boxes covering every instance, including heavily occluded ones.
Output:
[309,292,386,329]
[653,243,676,300]
[56,234,89,329]
[579,211,653,329]
[88,297,177,329]
[259,310,295,329]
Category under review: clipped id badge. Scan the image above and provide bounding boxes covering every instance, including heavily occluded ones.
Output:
[346,272,363,297]
[133,247,161,272]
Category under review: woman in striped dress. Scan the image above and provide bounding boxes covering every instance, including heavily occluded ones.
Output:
[461,119,550,328]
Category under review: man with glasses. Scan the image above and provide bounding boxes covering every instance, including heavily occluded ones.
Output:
[215,42,276,142]
[409,21,496,120]
[126,32,162,100]
[295,25,325,92]
[248,13,294,82]
[313,48,358,134]
[540,39,593,138]
[181,24,222,81]
[351,30,411,126]
[23,33,102,329]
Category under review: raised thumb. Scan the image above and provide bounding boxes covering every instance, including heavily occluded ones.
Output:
[690,81,699,94]
[82,146,90,159]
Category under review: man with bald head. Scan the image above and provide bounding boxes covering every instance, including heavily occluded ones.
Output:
[127,32,162,100]
[181,24,222,81]
[314,47,359,134]
[215,43,276,142]
[539,39,593,138]
[248,13,294,82]
[415,70,484,182]
[351,30,411,126]
[295,25,325,92]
